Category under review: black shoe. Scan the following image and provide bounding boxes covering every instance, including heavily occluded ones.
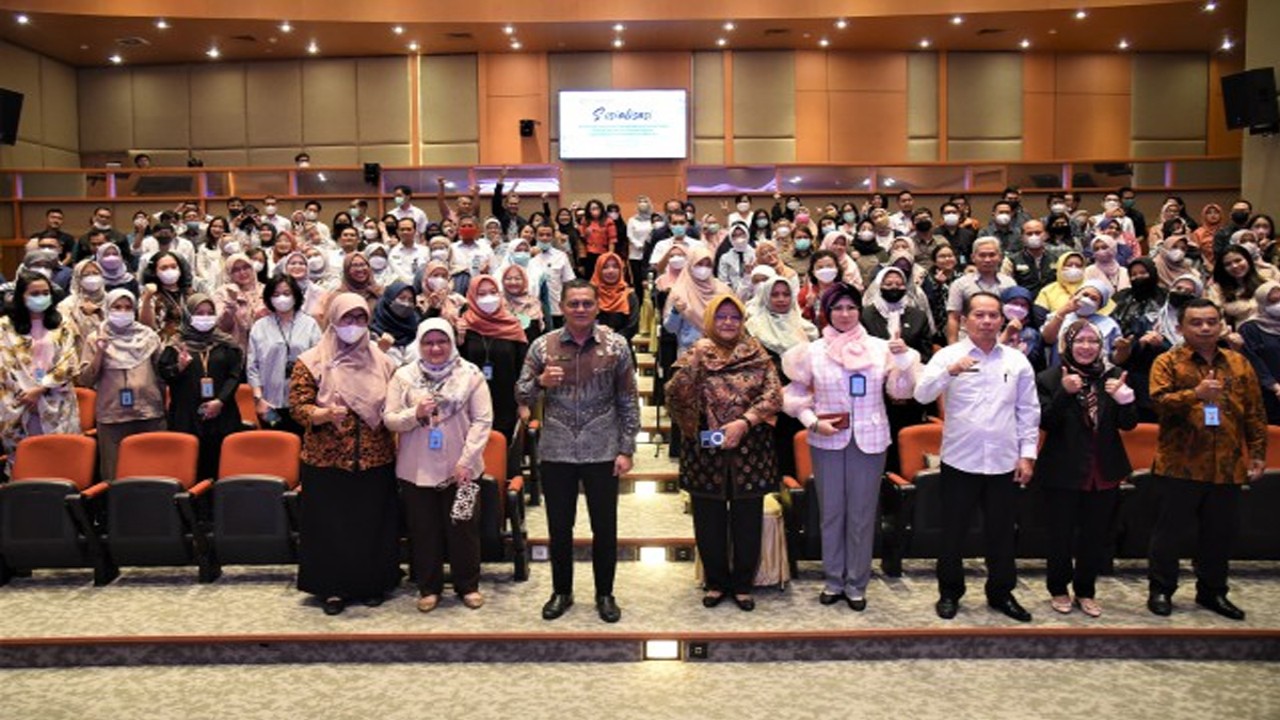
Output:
[819,591,844,606]
[702,591,726,608]
[542,593,574,620]
[596,595,622,623]
[361,595,384,608]
[732,594,755,612]
[1147,592,1173,617]
[322,597,345,616]
[936,597,958,620]
[1196,593,1245,621]
[988,596,1032,623]
[846,596,867,612]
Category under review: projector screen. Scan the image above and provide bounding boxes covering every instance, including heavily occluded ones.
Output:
[558,90,688,160]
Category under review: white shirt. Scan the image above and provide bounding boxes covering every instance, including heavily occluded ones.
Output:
[531,246,576,316]
[914,339,1040,475]
[626,215,653,261]
[262,214,292,236]
[890,211,914,236]
[650,237,708,267]
[389,243,429,282]
[451,240,494,276]
[138,236,196,272]
[393,203,430,236]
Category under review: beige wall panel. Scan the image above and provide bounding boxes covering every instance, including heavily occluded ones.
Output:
[41,146,81,168]
[302,60,358,146]
[246,62,302,148]
[420,143,479,165]
[1055,54,1130,96]
[0,42,42,143]
[1131,53,1207,141]
[550,139,612,198]
[0,140,42,167]
[357,57,410,145]
[248,147,307,166]
[198,148,250,167]
[359,144,411,165]
[906,138,939,162]
[946,139,1022,161]
[420,55,479,145]
[548,53,612,141]
[132,66,191,150]
[795,89,829,162]
[692,51,725,139]
[907,52,938,139]
[40,57,78,152]
[303,146,359,165]
[693,138,725,164]
[78,68,134,153]
[190,64,247,150]
[828,90,907,163]
[1054,92,1130,158]
[732,138,795,163]
[947,52,1021,139]
[733,52,794,139]
[794,50,828,93]
[826,52,907,93]
[1131,139,1206,158]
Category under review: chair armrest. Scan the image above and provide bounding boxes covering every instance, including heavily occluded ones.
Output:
[885,472,911,487]
[82,482,111,499]
[188,479,214,498]
[83,428,98,437]
[925,416,943,425]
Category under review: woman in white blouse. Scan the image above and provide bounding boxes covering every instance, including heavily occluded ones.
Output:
[246,274,322,434]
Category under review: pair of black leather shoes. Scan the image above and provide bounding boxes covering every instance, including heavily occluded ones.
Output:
[819,591,844,606]
[542,593,622,623]
[1149,592,1245,620]
[935,596,1031,622]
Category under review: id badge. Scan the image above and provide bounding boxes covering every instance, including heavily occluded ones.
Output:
[33,368,45,382]
[119,388,135,408]
[482,364,494,381]
[428,428,444,451]
[200,376,215,399]
[1204,404,1221,427]
[849,373,867,397]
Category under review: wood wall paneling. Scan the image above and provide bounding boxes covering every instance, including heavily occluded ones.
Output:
[480,53,549,165]
[610,52,690,208]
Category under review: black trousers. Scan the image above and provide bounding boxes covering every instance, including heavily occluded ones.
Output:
[692,494,764,595]
[936,463,1018,602]
[542,461,618,596]
[1044,486,1118,599]
[1148,476,1241,597]
[400,481,481,596]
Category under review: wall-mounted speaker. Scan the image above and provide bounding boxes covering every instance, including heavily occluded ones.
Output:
[519,119,536,137]
[364,162,381,185]
[0,89,24,146]
[1222,67,1279,135]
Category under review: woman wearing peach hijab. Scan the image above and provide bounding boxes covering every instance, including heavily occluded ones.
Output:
[290,292,400,616]
[458,274,528,444]
[591,252,640,342]
[1192,203,1224,269]
[663,245,732,357]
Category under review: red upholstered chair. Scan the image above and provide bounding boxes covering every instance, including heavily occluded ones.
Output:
[209,430,302,568]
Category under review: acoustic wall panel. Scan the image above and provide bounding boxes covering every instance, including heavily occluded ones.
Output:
[190,64,247,150]
[246,61,303,148]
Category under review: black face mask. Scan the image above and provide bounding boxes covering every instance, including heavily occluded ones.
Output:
[1231,210,1251,226]
[853,238,879,254]
[383,222,397,235]
[914,220,933,233]
[1050,225,1070,237]
[1130,275,1156,298]
[881,288,907,304]
[1168,291,1193,308]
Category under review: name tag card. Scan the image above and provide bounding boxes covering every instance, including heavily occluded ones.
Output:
[1204,404,1221,427]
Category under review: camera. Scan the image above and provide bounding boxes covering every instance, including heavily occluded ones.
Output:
[699,430,726,449]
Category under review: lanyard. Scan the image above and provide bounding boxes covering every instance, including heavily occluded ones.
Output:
[274,316,295,358]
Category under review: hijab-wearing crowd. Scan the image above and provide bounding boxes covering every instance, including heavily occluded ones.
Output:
[1,178,1269,623]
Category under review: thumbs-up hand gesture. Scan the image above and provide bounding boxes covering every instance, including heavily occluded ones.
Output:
[177,345,192,372]
[1104,370,1129,396]
[1061,367,1084,395]
[887,329,907,355]
[1195,369,1223,403]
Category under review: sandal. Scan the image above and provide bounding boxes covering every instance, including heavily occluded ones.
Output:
[461,592,485,610]
[1077,597,1102,618]
[1050,595,1073,614]
[416,594,440,613]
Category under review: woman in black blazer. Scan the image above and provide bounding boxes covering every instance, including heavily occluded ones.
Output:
[1034,319,1137,619]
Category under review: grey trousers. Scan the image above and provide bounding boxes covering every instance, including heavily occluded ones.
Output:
[97,417,167,482]
[812,441,886,598]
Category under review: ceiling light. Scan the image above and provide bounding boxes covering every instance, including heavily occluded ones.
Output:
[1117,39,1130,50]
[951,15,964,25]
[408,41,420,52]
[1020,38,1032,49]
[392,25,404,35]
[510,40,522,50]
[716,37,727,47]
[503,25,515,35]
[612,38,624,48]
[15,14,28,25]
[307,41,319,54]
[1074,10,1088,20]
[919,39,931,49]
[1204,1,1218,11]
[279,21,292,33]
[819,37,830,48]
[613,23,625,32]
[835,18,848,30]
[108,54,123,65]
[154,19,169,30]
[206,47,221,59]
[723,22,735,32]
[1220,37,1234,51]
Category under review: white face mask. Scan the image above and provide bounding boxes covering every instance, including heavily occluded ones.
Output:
[731,235,748,250]
[1266,303,1280,319]
[475,294,502,314]
[307,256,326,272]
[264,204,277,215]
[335,325,366,344]
[80,274,104,293]
[251,261,265,273]
[1003,304,1028,322]
[304,211,318,222]
[223,241,241,255]
[363,228,380,240]
[775,226,791,238]
[157,268,181,286]
[1103,200,1120,212]
[430,249,449,261]
[1050,203,1067,215]
[1023,233,1044,249]
[100,255,123,271]
[814,267,839,284]
[995,213,1012,226]
[857,230,875,242]
[427,276,450,291]
[108,310,134,328]
[271,295,295,312]
[190,315,217,332]
[1165,247,1186,263]
[667,255,687,271]
[737,202,750,214]
[368,256,388,271]
[691,265,713,282]
[1075,296,1099,317]
[942,213,960,227]
[1060,267,1084,284]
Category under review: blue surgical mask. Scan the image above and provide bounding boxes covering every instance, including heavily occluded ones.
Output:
[794,238,812,252]
[24,294,52,313]
[512,251,531,266]
[672,225,687,238]
[842,211,856,223]
[537,240,551,251]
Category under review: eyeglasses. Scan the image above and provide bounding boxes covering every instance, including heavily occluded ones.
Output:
[713,315,742,324]
[564,300,596,309]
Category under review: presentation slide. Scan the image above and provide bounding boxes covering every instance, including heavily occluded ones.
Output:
[558,90,688,160]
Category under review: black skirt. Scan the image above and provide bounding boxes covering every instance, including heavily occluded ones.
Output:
[297,462,401,599]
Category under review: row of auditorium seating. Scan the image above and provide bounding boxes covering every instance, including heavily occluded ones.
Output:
[781,424,1280,577]
[0,430,528,585]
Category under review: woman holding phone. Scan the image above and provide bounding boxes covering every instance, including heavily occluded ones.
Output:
[782,282,920,610]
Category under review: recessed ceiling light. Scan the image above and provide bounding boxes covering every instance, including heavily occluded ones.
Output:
[154,19,169,30]
[613,23,625,32]
[951,15,964,25]
[716,37,727,47]
[510,40,522,50]
[612,37,624,48]
[408,41,420,52]
[819,37,830,48]
[108,54,123,64]
[503,25,515,35]
[307,41,319,54]
[1020,38,1032,49]
[1117,39,1130,50]
[206,47,221,59]
[1204,1,1218,11]
[15,14,28,25]
[835,18,848,30]
[723,22,735,32]
[1074,10,1088,20]
[1220,37,1234,51]
[392,25,404,35]
[279,21,292,33]
[919,39,931,48]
